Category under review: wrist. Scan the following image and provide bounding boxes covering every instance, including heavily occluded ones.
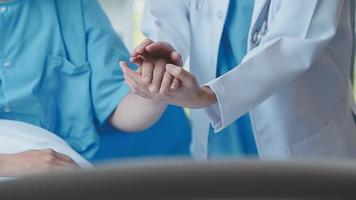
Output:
[199,86,217,108]
[139,94,167,109]
[153,100,168,110]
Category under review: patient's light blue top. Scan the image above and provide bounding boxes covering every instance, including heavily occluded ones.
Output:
[208,0,258,158]
[0,0,130,158]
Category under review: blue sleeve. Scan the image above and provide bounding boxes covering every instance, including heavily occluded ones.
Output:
[83,0,133,126]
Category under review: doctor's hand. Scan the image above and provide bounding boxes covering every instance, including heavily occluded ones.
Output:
[131,39,183,66]
[131,39,183,92]
[121,62,217,109]
[0,149,78,177]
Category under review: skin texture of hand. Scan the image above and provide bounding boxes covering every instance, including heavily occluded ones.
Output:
[128,39,217,108]
[120,61,217,109]
[121,59,169,102]
[131,39,183,94]
[0,149,78,177]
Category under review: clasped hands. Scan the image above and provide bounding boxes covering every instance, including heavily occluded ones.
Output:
[120,39,217,109]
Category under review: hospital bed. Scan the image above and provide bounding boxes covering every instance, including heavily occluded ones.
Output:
[0,160,355,199]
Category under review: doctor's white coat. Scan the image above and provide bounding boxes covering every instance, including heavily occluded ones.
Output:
[142,0,356,160]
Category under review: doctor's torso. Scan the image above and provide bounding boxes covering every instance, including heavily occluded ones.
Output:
[145,0,356,159]
[209,0,353,159]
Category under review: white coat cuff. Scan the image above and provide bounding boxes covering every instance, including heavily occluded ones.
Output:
[203,80,226,132]
[204,103,223,132]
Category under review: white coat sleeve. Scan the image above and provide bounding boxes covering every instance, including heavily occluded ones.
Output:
[142,0,191,61]
[205,0,346,132]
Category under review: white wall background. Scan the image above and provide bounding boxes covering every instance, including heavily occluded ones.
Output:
[99,0,144,50]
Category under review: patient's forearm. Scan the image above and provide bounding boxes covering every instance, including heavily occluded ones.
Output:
[110,93,167,132]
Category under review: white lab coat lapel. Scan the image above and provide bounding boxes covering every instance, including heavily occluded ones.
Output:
[188,0,230,160]
[143,0,356,160]
[207,0,230,78]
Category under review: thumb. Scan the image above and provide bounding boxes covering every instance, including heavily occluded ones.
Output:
[132,38,153,57]
[146,42,175,58]
[166,64,192,84]
[170,51,183,66]
[119,61,139,78]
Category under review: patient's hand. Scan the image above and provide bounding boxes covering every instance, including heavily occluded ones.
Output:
[131,39,183,94]
[121,58,169,102]
[0,149,78,177]
[122,39,217,108]
[121,61,217,109]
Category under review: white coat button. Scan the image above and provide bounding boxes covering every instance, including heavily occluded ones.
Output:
[0,7,7,14]
[217,11,224,20]
[196,0,205,10]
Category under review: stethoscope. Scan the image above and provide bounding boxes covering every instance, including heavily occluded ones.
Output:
[251,0,272,49]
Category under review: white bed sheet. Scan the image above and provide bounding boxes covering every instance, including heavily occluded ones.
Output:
[0,120,92,179]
